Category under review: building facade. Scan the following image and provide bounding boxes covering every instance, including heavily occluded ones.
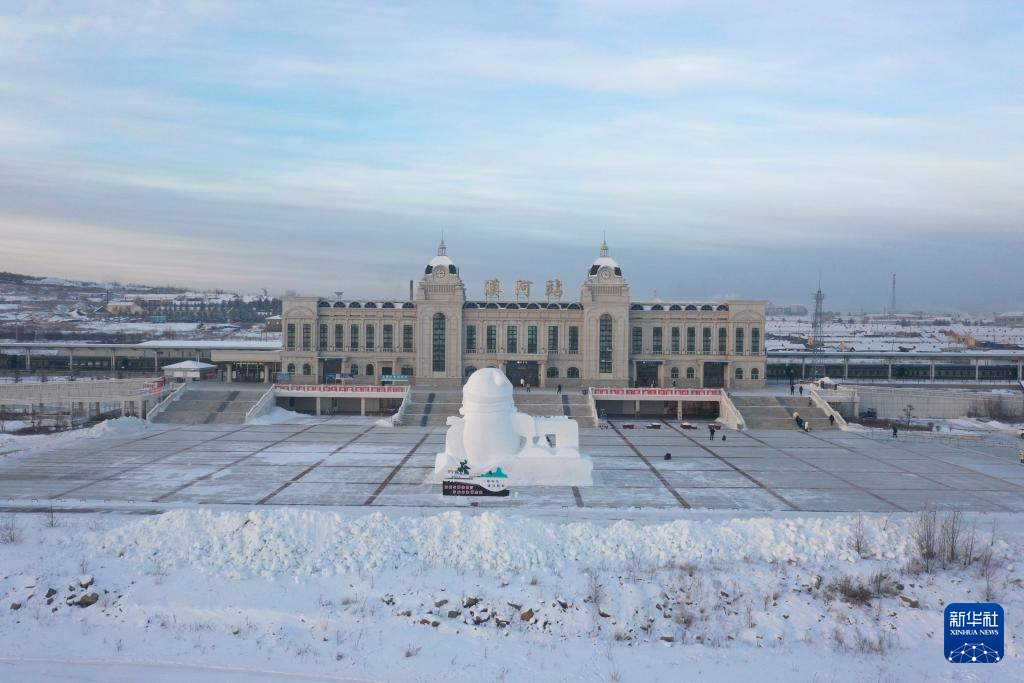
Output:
[280,241,767,389]
[995,312,1024,327]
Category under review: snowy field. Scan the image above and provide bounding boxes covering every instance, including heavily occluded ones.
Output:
[0,507,1021,681]
[766,316,1024,353]
[1,417,1023,680]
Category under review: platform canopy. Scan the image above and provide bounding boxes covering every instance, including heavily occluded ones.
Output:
[161,360,217,370]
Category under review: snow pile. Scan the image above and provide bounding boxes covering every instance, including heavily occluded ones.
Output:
[2,508,1022,681]
[247,407,319,425]
[100,509,935,579]
[85,417,154,438]
[0,417,154,454]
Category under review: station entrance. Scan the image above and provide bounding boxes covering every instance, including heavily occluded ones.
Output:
[702,362,726,389]
[504,361,539,387]
[635,360,661,387]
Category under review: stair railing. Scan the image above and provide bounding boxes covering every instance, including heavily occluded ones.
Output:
[244,385,279,424]
[809,388,848,429]
[146,380,190,422]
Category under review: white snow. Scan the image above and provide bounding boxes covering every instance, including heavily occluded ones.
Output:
[246,407,320,425]
[98,509,960,578]
[0,417,155,454]
[0,508,1020,682]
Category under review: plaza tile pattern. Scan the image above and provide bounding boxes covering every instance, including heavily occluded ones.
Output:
[2,418,1022,512]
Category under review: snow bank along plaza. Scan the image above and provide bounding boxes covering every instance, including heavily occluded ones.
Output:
[280,240,768,391]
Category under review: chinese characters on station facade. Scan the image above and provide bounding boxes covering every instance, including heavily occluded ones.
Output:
[482,278,563,302]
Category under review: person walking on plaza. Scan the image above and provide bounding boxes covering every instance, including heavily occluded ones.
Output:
[798,385,804,396]
[828,414,835,427]
[790,384,795,395]
[556,383,562,395]
[708,424,716,441]
[892,424,899,439]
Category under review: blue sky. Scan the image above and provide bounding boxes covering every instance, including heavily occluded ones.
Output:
[0,1,1022,312]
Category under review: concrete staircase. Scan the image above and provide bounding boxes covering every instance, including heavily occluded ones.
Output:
[776,396,839,430]
[151,385,269,424]
[511,390,598,427]
[398,387,597,427]
[728,394,801,430]
[398,389,459,427]
[728,394,841,431]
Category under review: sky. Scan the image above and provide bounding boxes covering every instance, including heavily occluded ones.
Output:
[0,1,1022,313]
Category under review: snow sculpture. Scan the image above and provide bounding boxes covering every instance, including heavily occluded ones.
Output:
[433,368,593,486]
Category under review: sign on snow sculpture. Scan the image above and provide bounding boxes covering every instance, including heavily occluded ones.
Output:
[434,368,593,489]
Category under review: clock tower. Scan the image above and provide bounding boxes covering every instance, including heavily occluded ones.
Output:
[415,239,466,385]
[580,240,630,385]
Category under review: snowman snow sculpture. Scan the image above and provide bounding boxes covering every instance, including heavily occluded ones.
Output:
[433,368,593,486]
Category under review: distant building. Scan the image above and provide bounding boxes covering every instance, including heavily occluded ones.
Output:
[265,314,282,332]
[995,312,1024,327]
[766,304,809,316]
[280,241,767,389]
[105,301,144,315]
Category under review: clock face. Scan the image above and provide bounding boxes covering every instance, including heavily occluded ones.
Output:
[435,268,447,279]
[600,267,612,279]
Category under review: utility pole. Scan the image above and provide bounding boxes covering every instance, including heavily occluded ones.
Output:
[890,273,896,315]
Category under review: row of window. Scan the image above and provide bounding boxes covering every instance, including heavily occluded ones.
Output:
[287,322,414,352]
[285,363,416,377]
[661,367,760,380]
[462,366,584,378]
[463,323,581,355]
[631,326,761,355]
[284,360,757,382]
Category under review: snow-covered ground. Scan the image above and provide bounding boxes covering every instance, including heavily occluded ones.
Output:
[246,407,322,426]
[767,316,1024,354]
[0,417,154,452]
[0,507,1020,681]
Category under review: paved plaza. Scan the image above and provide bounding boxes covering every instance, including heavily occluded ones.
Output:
[2,418,1023,513]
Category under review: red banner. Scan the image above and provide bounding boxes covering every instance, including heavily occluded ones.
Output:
[591,388,722,397]
[274,384,406,394]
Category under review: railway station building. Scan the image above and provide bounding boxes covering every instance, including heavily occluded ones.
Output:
[280,242,768,389]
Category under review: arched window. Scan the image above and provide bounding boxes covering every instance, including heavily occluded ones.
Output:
[750,368,759,380]
[302,363,312,376]
[286,363,295,374]
[599,315,613,374]
[464,365,477,377]
[365,363,374,376]
[546,367,559,379]
[432,313,446,372]
[670,367,680,379]
[567,367,580,379]
[686,367,695,379]
[735,367,744,380]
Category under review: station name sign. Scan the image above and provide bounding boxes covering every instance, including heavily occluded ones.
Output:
[274,384,407,394]
[592,388,722,398]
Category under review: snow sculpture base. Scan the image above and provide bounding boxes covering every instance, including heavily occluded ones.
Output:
[430,368,593,487]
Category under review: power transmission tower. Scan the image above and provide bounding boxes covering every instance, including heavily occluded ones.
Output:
[810,277,826,379]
